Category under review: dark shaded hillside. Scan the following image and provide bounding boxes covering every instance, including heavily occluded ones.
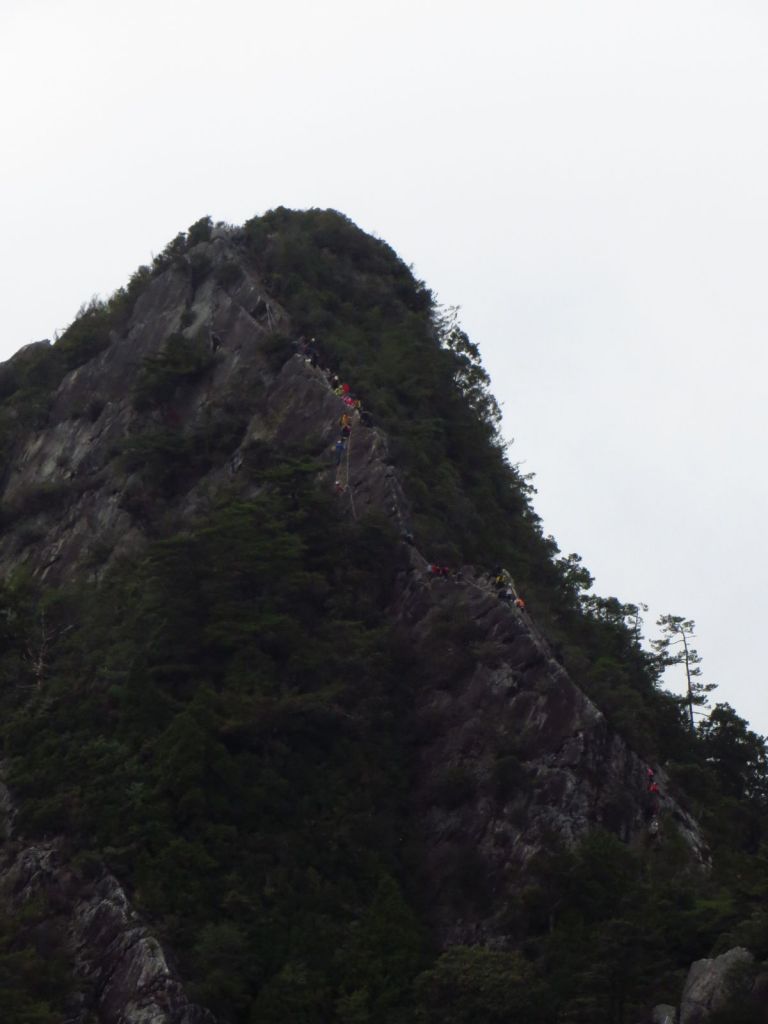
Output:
[0,210,766,1024]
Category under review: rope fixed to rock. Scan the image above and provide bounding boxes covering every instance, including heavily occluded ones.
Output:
[334,426,357,521]
[344,428,357,521]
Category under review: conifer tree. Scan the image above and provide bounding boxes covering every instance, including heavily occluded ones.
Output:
[652,614,716,731]
[434,304,502,435]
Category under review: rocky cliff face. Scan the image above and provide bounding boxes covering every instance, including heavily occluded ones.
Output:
[227,351,709,945]
[0,834,215,1024]
[395,569,706,945]
[0,235,287,583]
[0,231,708,1015]
[678,947,755,1024]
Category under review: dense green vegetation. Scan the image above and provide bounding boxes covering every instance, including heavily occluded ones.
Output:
[0,208,767,1021]
[0,467,430,1023]
[0,901,73,1022]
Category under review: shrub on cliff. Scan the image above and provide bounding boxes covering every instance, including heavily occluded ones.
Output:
[133,332,213,410]
[187,215,213,246]
[55,298,112,369]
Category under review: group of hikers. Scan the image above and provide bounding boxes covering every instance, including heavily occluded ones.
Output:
[297,333,665,842]
[427,564,460,579]
[295,335,372,492]
[492,567,526,612]
[298,336,530,616]
[424,563,527,614]
[297,336,321,369]
[647,767,662,837]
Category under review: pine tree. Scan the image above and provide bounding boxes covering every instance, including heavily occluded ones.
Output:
[652,615,716,731]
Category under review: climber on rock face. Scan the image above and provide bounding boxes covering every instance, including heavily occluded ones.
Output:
[514,596,526,613]
[494,568,513,589]
[647,776,661,819]
[334,439,345,466]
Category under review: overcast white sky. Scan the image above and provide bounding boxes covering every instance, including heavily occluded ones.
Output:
[3,0,767,735]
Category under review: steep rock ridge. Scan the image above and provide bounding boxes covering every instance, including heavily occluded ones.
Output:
[260,355,412,530]
[231,356,709,945]
[0,231,711,1015]
[393,566,707,944]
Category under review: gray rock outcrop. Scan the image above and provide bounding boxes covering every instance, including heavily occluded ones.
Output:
[651,1005,677,1023]
[679,946,754,1024]
[0,837,215,1024]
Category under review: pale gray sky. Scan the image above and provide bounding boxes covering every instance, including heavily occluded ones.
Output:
[3,0,767,734]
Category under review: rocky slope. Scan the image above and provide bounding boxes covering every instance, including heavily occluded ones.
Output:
[0,775,214,1023]
[0,228,709,1017]
[396,568,706,945]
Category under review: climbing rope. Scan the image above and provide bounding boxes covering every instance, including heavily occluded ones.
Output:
[462,581,493,598]
[465,577,495,596]
[344,428,357,521]
[306,358,526,617]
